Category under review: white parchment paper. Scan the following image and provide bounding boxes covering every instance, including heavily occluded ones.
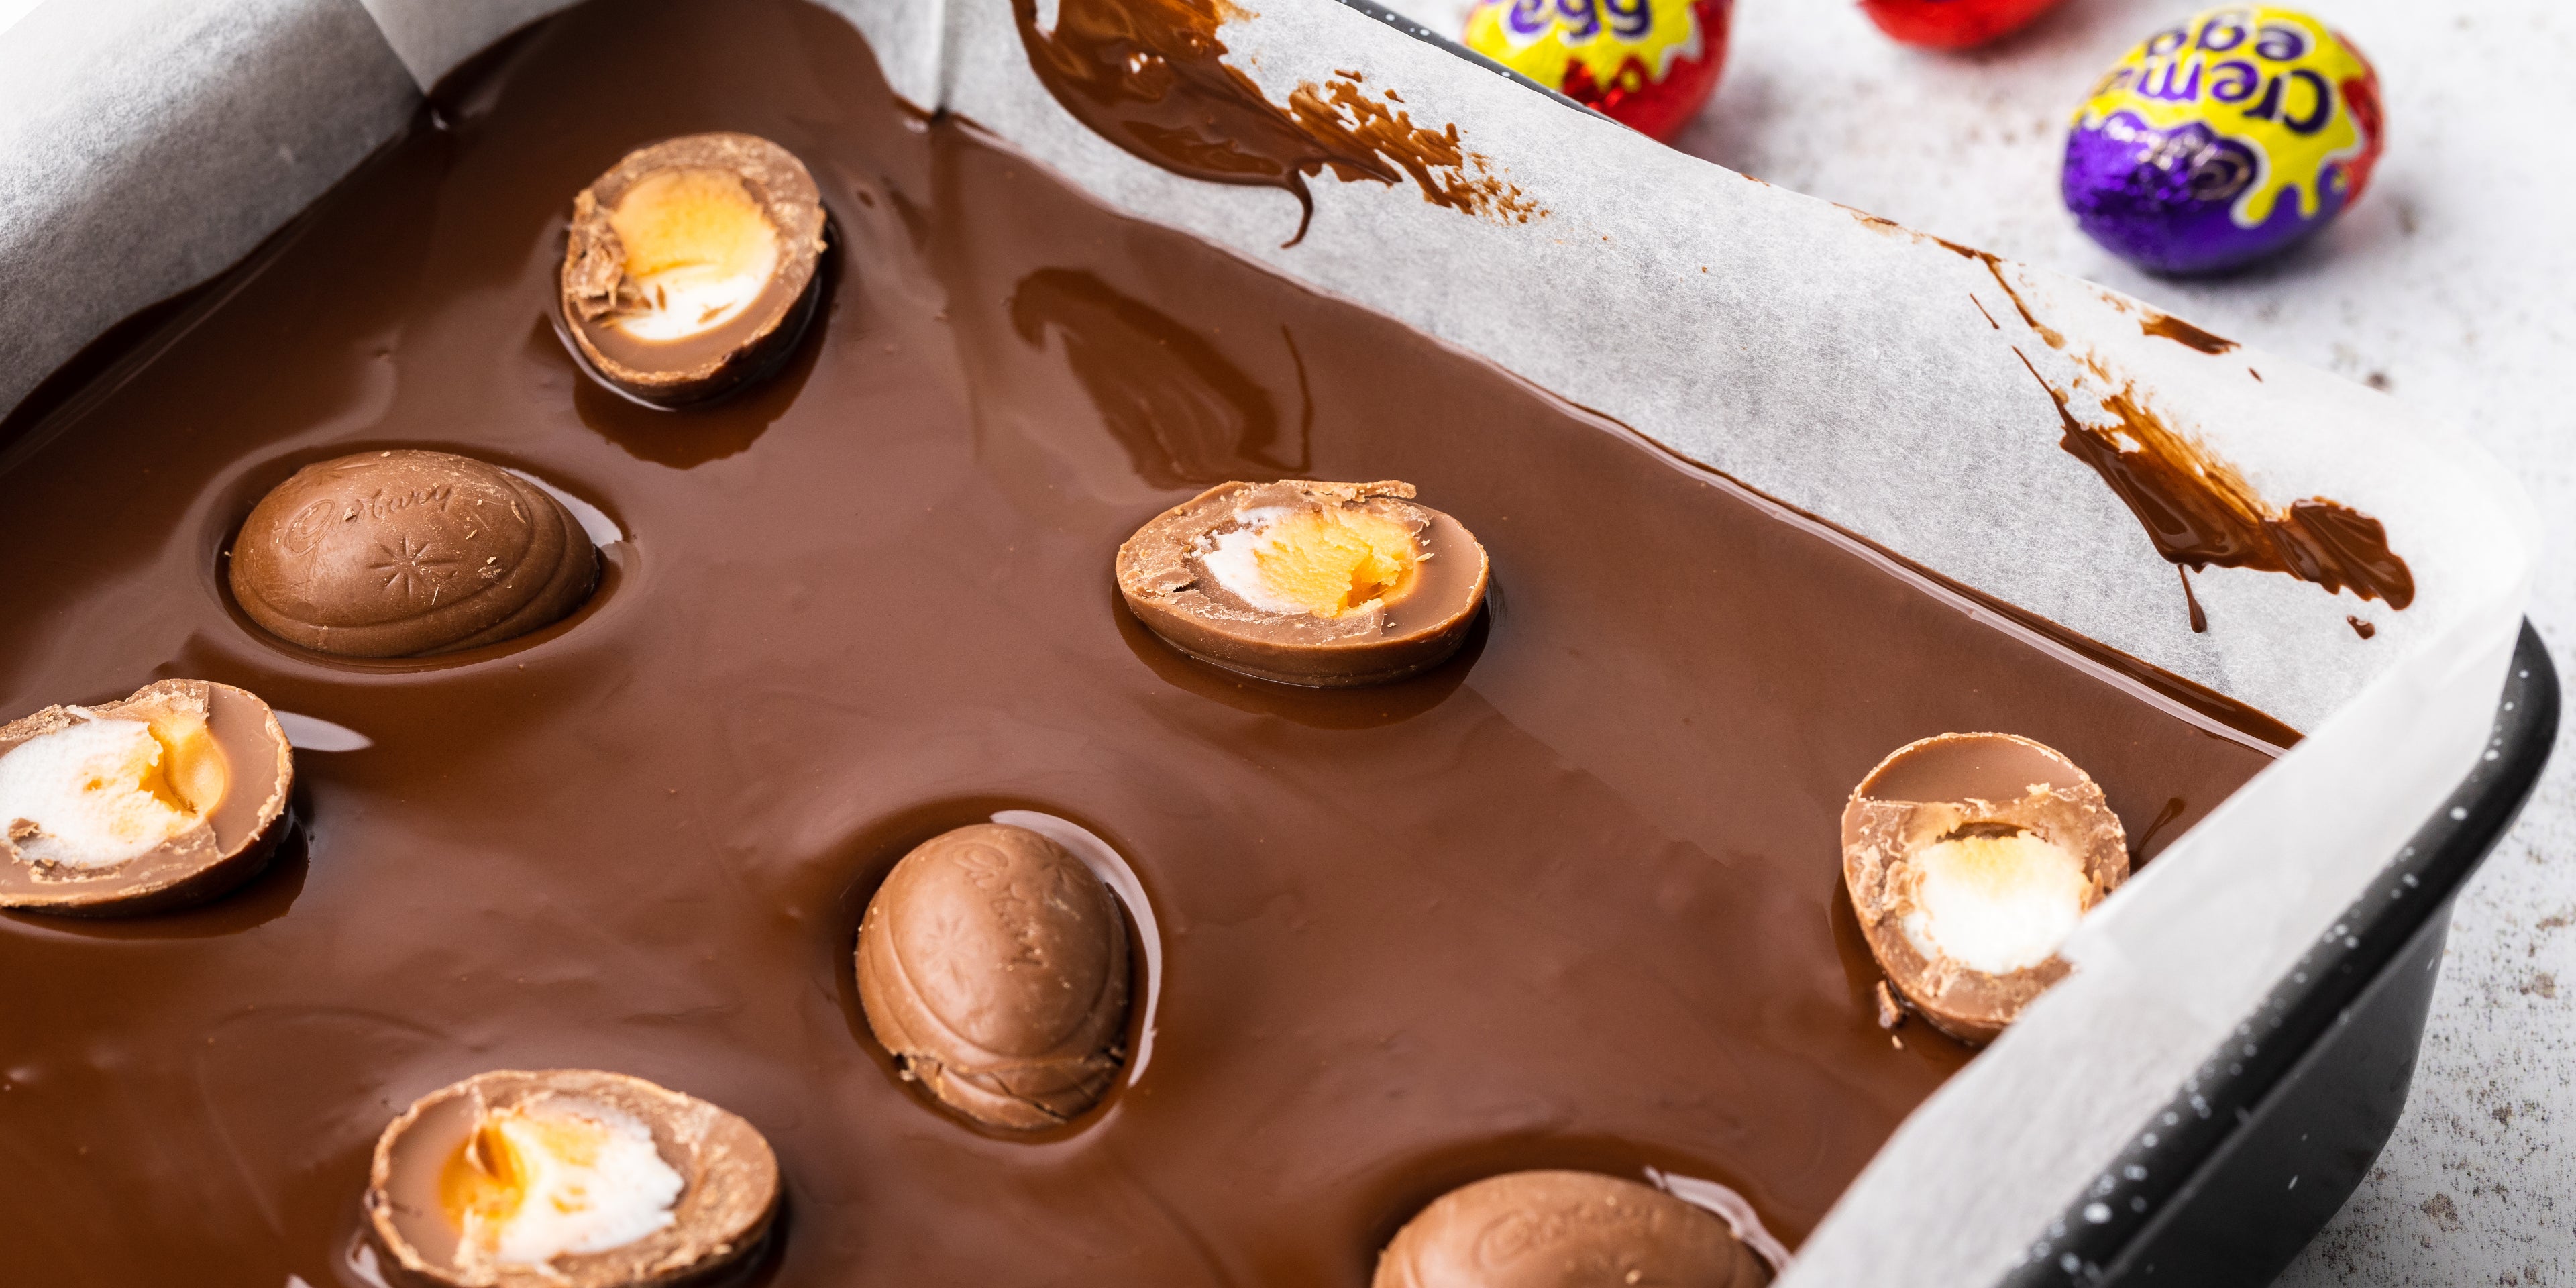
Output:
[0,0,2542,1282]
[0,0,413,429]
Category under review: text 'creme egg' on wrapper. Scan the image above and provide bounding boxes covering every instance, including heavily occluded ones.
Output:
[2063,6,2383,274]
[1464,0,1733,142]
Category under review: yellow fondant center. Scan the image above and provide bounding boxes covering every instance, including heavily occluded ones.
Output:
[606,168,782,341]
[1244,509,1421,619]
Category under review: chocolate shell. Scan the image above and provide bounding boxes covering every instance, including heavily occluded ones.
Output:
[1841,732,2129,1044]
[1116,480,1489,687]
[856,823,1131,1130]
[0,679,292,916]
[230,450,599,658]
[560,133,826,405]
[365,1069,779,1288]
[1373,1171,1772,1288]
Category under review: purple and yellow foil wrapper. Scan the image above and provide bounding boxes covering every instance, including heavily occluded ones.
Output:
[2064,6,2383,274]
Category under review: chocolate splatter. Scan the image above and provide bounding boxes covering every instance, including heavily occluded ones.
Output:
[1849,213,2238,362]
[2016,350,2415,612]
[2348,615,2377,639]
[1841,209,2410,620]
[1939,239,2065,350]
[1841,212,2076,351]
[1012,0,1535,246]
[2139,312,2239,355]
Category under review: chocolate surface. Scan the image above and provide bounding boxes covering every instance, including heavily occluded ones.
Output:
[561,133,827,405]
[0,678,292,916]
[1374,1171,1771,1288]
[857,823,1131,1128]
[230,449,600,657]
[367,1068,779,1288]
[1116,480,1489,686]
[1841,733,2129,1043]
[0,0,2276,1283]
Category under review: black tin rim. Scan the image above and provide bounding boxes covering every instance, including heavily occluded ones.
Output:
[2001,621,2561,1285]
[1332,0,1605,118]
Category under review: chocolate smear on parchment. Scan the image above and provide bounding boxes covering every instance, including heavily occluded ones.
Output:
[1012,0,1538,245]
[2015,350,2414,617]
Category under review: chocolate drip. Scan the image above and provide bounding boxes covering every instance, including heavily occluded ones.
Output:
[2129,795,2188,861]
[2017,351,2416,612]
[1010,0,1533,246]
[2138,313,2239,355]
[2179,565,2208,633]
[1881,224,2240,364]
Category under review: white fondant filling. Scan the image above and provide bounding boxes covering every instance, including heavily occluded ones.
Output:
[1898,832,2088,975]
[0,718,191,869]
[1197,506,1303,614]
[614,239,781,343]
[474,1099,683,1265]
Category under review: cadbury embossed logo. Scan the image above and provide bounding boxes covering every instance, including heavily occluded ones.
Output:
[274,481,467,559]
[956,840,1063,971]
[278,498,339,556]
[1472,1195,1666,1269]
[339,484,461,525]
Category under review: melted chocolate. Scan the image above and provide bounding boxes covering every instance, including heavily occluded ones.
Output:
[1008,268,1308,486]
[1853,732,2085,805]
[2015,351,2416,612]
[1010,0,1534,245]
[0,1,2275,1283]
[2137,312,2239,355]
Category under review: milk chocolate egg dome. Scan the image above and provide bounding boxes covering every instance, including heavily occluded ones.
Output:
[1374,1171,1771,1288]
[230,450,599,658]
[857,822,1132,1129]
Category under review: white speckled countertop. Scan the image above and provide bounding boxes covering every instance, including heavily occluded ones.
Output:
[1396,0,2573,1278]
[1660,1,2573,1280]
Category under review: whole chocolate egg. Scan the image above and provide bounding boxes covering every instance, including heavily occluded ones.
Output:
[1860,0,2068,50]
[1464,0,1733,142]
[2063,5,2384,274]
